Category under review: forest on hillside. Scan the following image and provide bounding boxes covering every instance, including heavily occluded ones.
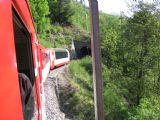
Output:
[29,0,160,119]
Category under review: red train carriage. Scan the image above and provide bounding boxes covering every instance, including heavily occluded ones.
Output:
[0,0,71,120]
[50,48,70,68]
[0,0,49,119]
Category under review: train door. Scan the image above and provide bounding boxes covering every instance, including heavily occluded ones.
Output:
[12,9,37,120]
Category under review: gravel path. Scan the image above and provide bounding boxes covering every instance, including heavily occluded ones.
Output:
[44,65,69,120]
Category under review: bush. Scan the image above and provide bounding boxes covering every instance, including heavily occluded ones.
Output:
[128,96,160,120]
[67,57,94,120]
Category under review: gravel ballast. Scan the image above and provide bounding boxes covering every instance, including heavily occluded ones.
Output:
[44,65,68,120]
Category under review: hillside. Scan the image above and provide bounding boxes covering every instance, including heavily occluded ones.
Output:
[41,24,90,48]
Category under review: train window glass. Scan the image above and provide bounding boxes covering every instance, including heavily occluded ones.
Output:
[55,51,68,59]
[12,8,36,119]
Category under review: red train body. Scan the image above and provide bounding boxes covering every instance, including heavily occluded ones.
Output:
[50,48,70,69]
[0,0,70,120]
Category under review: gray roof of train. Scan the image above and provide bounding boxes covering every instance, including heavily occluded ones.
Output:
[51,48,69,52]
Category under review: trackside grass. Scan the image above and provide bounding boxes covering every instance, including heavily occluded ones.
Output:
[59,57,94,120]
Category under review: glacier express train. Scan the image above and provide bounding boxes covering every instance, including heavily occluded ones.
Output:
[49,48,70,69]
[0,0,69,120]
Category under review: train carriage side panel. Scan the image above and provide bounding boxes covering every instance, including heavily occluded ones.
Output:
[11,0,48,119]
[0,0,24,119]
[12,1,44,119]
[0,0,46,119]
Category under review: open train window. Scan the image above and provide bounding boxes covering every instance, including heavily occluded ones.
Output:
[12,8,36,119]
[12,9,35,85]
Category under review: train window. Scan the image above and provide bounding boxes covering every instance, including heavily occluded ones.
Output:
[12,8,36,119]
[12,9,35,85]
[55,51,68,59]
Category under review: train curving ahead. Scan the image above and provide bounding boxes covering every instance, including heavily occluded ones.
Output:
[49,48,70,69]
[0,0,70,120]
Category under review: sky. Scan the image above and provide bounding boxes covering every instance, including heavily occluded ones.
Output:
[83,0,155,15]
[98,0,128,15]
[86,0,128,15]
[84,0,128,15]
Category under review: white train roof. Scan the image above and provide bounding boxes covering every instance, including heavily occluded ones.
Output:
[51,48,69,52]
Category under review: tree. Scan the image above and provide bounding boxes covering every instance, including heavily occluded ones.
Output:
[48,0,75,24]
[121,1,160,106]
[100,14,121,68]
[29,0,50,35]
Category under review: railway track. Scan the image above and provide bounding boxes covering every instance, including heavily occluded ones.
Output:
[44,65,70,120]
